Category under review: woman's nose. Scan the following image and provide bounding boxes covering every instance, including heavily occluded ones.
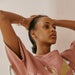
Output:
[50,27,56,32]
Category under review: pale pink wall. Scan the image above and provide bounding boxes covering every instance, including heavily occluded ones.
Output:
[51,0,75,53]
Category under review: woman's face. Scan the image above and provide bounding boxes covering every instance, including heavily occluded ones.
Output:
[32,17,57,45]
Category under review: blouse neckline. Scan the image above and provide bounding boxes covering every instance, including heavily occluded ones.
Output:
[34,50,59,58]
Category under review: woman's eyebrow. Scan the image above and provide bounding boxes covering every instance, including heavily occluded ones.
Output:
[45,22,50,24]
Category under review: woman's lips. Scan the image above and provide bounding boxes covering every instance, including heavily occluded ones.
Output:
[51,35,56,38]
[50,35,56,38]
[50,33,56,38]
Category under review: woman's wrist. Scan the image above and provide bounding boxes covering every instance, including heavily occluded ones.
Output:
[53,19,75,30]
[53,19,63,27]
[18,18,27,27]
[0,10,27,25]
[53,19,59,26]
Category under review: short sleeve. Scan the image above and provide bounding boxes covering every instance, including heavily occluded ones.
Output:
[61,41,75,72]
[4,35,27,65]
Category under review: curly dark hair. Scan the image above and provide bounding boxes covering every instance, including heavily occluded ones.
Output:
[28,15,48,54]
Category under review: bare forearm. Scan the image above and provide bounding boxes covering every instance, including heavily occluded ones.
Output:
[55,20,75,30]
[1,10,27,26]
[8,12,26,24]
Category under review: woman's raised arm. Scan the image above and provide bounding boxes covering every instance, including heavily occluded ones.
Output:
[0,10,30,59]
[54,19,75,30]
[0,10,38,59]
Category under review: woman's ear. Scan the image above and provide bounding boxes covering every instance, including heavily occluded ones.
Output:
[30,30,37,39]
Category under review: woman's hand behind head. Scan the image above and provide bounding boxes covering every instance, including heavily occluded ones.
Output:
[25,15,41,30]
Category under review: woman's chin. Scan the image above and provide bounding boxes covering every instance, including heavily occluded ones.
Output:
[50,39,56,44]
[52,42,56,44]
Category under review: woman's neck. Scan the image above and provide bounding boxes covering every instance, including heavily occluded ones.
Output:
[35,42,51,56]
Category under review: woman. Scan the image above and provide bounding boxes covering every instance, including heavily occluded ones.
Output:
[0,10,75,75]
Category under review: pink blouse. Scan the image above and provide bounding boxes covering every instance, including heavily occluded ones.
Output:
[4,36,75,75]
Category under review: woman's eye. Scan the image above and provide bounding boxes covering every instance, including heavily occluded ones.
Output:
[53,26,56,29]
[53,25,56,29]
[53,23,56,25]
[44,25,49,29]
